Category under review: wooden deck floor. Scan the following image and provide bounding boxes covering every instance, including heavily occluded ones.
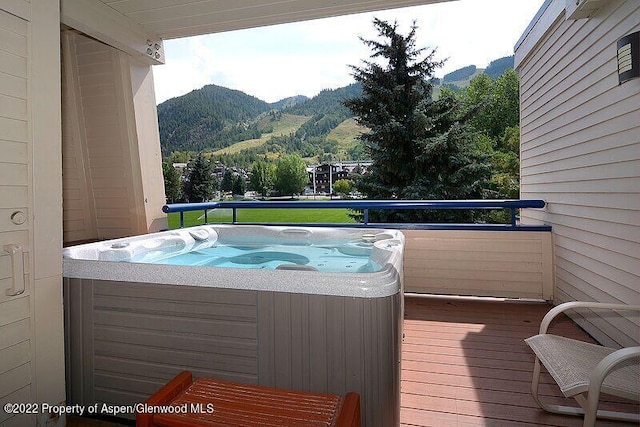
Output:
[401,295,639,427]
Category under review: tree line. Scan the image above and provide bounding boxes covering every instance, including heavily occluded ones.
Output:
[163,154,309,203]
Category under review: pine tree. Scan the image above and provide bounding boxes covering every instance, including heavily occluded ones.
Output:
[345,19,491,222]
[232,175,247,196]
[220,169,234,192]
[183,153,217,202]
[162,162,183,203]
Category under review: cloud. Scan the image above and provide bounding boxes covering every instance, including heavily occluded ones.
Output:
[153,0,544,104]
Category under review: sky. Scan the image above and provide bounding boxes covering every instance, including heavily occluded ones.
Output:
[152,0,545,104]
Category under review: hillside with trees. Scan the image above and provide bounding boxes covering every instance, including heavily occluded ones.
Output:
[158,48,520,209]
[484,55,515,79]
[158,84,272,155]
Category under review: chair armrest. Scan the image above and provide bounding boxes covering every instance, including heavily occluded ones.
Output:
[587,346,640,408]
[539,302,640,335]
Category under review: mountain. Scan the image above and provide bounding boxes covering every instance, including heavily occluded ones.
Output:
[283,83,362,141]
[157,84,272,155]
[284,83,361,116]
[484,55,515,79]
[433,56,515,96]
[443,65,477,83]
[269,95,309,110]
[158,57,514,160]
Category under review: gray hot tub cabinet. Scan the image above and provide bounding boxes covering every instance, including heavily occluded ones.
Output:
[64,278,402,426]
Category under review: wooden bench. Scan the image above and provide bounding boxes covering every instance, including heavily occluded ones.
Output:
[136,371,361,426]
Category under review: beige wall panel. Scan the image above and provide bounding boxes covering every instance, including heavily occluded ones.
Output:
[556,262,637,304]
[129,62,167,232]
[0,296,29,326]
[554,239,638,282]
[94,208,132,219]
[521,136,637,170]
[0,27,26,56]
[0,162,29,186]
[521,177,640,194]
[96,218,135,229]
[63,220,86,233]
[96,229,133,239]
[89,167,126,179]
[522,111,637,156]
[2,414,36,427]
[0,341,30,375]
[0,6,28,34]
[32,275,65,406]
[92,188,129,199]
[0,73,26,100]
[0,94,27,121]
[0,50,26,78]
[93,199,130,210]
[520,192,639,211]
[58,1,234,238]
[403,230,552,299]
[0,364,31,404]
[0,318,30,349]
[0,231,29,250]
[522,93,639,143]
[517,0,640,347]
[75,50,112,66]
[75,83,116,98]
[63,209,89,221]
[0,117,27,143]
[523,160,639,185]
[0,187,27,209]
[62,32,97,245]
[0,140,27,164]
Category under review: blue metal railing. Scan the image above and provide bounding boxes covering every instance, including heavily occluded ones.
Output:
[163,199,550,231]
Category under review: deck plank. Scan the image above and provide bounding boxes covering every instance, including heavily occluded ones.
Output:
[401,296,639,427]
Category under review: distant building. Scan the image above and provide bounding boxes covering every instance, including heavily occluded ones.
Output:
[172,162,188,172]
[307,161,371,194]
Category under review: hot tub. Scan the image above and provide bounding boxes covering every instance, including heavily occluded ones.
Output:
[63,225,404,426]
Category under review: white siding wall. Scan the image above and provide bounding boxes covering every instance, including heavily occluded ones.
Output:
[516,0,640,347]
[1,1,65,425]
[0,9,34,426]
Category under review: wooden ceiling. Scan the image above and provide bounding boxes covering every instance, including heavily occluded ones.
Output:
[99,0,455,39]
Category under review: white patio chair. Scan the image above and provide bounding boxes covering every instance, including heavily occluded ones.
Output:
[525,301,640,427]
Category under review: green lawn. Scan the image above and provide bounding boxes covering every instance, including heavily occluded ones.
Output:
[167,208,355,229]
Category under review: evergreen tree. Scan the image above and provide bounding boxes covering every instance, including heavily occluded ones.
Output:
[274,155,308,196]
[232,175,247,196]
[221,169,234,192]
[162,162,183,203]
[345,19,491,222]
[250,161,275,198]
[183,153,217,202]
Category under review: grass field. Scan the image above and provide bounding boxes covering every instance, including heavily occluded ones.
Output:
[167,207,355,229]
